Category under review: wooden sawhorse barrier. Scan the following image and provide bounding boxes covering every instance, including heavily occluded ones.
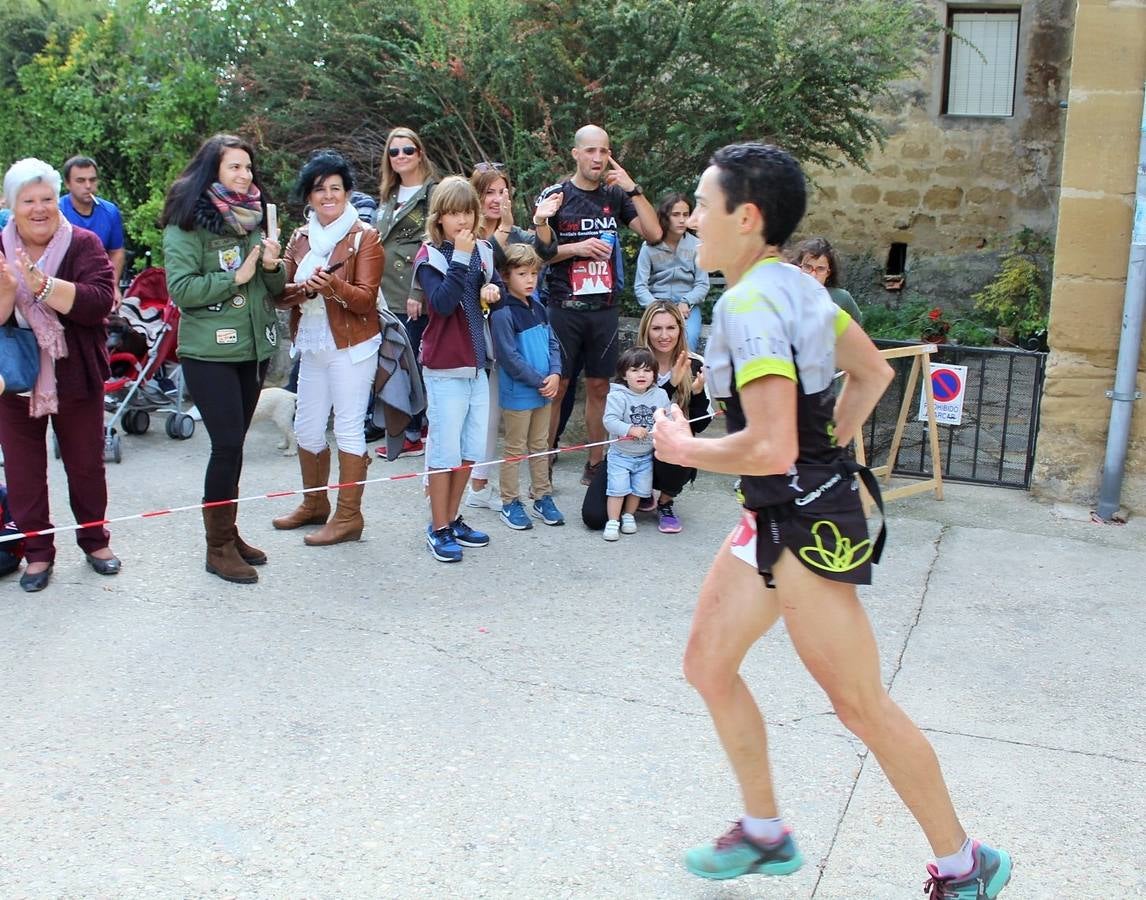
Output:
[854,342,944,508]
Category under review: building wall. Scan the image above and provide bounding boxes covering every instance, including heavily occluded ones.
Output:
[1033,0,1146,511]
[802,0,1073,299]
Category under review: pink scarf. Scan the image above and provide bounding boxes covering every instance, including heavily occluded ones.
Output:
[2,216,72,417]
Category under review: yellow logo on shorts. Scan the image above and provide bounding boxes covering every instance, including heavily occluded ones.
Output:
[798,520,872,573]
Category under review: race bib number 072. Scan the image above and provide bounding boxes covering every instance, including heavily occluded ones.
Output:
[570,259,612,296]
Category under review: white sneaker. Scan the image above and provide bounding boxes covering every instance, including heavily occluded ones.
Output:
[464,484,499,510]
[603,519,621,541]
[620,513,637,534]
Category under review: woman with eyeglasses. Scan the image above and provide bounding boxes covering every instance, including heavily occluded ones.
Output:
[374,127,439,458]
[634,192,710,352]
[791,236,862,323]
[462,162,562,512]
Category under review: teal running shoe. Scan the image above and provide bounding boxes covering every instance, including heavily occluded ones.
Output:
[924,841,1012,899]
[684,820,803,880]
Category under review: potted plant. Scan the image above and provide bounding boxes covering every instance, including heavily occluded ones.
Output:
[918,306,952,343]
[973,229,1052,348]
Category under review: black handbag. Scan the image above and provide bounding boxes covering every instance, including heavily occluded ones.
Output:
[0,323,41,393]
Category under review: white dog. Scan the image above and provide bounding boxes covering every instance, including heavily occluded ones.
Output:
[252,387,297,456]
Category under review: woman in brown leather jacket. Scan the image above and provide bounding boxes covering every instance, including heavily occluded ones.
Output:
[272,150,383,545]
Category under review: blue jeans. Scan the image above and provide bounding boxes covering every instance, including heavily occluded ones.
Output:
[684,304,702,352]
[606,451,653,498]
[424,370,489,469]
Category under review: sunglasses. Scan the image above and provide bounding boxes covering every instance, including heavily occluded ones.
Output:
[473,161,505,173]
[388,145,419,158]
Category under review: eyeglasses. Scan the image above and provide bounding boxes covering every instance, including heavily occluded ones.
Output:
[473,161,505,173]
[388,146,419,158]
[801,261,830,276]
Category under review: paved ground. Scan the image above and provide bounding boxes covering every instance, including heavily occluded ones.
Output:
[1,414,1143,898]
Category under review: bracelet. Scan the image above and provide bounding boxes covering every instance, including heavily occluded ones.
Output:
[532,218,548,227]
[496,227,511,236]
[33,276,54,303]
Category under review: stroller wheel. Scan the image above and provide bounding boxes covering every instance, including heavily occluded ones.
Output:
[123,409,151,435]
[166,413,195,441]
[104,431,122,464]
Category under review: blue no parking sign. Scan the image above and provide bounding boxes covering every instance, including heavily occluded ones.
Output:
[918,364,968,425]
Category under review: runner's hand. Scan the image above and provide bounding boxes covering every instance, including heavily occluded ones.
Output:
[579,238,612,260]
[234,245,262,286]
[534,191,563,221]
[454,228,477,254]
[652,404,692,464]
[604,155,636,193]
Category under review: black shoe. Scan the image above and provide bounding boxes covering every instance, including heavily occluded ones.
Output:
[85,552,122,576]
[20,563,54,592]
[364,420,386,443]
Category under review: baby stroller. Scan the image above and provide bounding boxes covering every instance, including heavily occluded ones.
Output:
[98,267,195,463]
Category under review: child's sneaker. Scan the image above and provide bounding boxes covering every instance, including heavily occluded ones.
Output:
[620,513,637,534]
[657,502,682,533]
[464,483,500,510]
[603,519,621,541]
[924,841,1012,899]
[500,500,533,531]
[426,524,462,563]
[684,820,803,881]
[450,515,489,547]
[531,495,565,526]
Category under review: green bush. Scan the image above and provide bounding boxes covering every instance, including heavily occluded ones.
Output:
[972,229,1053,339]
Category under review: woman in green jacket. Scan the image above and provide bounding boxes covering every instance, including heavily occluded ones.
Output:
[373,126,438,458]
[161,133,285,585]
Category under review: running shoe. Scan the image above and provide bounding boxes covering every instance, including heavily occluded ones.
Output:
[684,821,803,881]
[620,513,637,534]
[500,500,533,531]
[397,437,425,458]
[450,515,490,547]
[603,519,621,541]
[531,495,565,526]
[426,524,462,563]
[924,841,1012,899]
[637,495,657,513]
[580,460,602,486]
[657,502,682,533]
[464,484,500,509]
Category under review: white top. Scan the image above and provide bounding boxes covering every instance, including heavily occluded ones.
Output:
[396,183,422,206]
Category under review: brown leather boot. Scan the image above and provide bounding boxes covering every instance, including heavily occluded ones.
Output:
[203,504,258,584]
[233,527,267,566]
[304,451,370,546]
[272,448,331,530]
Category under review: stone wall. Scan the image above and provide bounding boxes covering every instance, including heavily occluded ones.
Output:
[800,0,1073,307]
[1032,0,1146,512]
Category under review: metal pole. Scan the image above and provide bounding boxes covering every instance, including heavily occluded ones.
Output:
[1096,85,1146,520]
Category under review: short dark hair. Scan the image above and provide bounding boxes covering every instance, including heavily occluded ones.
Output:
[655,192,691,239]
[159,134,267,231]
[62,156,98,182]
[616,345,658,382]
[793,236,841,288]
[710,143,806,247]
[292,149,355,204]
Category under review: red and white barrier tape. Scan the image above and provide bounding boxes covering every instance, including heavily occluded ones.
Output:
[0,409,721,545]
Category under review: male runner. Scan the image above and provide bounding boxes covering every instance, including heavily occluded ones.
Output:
[652,143,1011,899]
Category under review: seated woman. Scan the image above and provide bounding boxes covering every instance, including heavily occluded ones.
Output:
[634,192,710,351]
[581,300,711,533]
[790,236,862,323]
[463,162,561,511]
[0,157,119,592]
[272,150,384,545]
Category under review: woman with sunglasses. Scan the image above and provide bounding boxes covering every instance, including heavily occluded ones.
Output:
[790,236,862,323]
[374,127,439,458]
[462,162,562,512]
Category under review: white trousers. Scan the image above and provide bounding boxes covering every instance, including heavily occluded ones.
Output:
[294,346,376,456]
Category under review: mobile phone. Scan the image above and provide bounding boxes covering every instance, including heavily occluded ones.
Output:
[325,260,345,274]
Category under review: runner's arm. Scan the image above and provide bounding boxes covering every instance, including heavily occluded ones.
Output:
[626,193,662,243]
[653,375,797,476]
[832,319,894,446]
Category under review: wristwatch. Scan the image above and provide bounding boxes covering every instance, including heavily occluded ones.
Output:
[624,185,643,197]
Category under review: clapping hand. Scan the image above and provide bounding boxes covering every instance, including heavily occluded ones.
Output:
[233,245,263,286]
[534,191,563,221]
[0,255,18,302]
[670,349,691,387]
[261,235,282,270]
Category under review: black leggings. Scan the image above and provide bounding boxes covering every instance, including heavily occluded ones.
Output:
[181,357,267,502]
